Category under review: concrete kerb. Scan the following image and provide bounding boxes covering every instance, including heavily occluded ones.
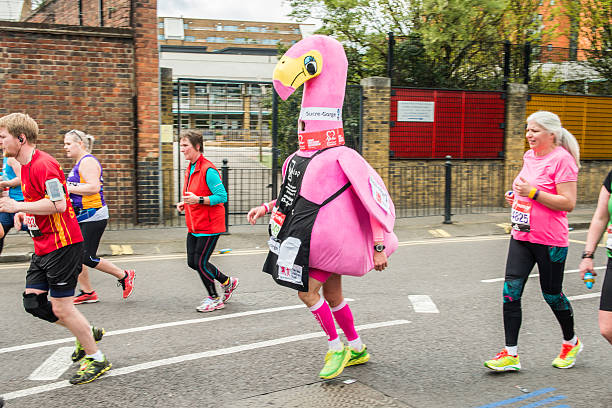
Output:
[0,206,597,264]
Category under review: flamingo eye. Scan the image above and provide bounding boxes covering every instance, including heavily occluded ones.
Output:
[304,56,317,75]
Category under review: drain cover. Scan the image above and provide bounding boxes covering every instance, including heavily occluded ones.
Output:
[223,379,412,408]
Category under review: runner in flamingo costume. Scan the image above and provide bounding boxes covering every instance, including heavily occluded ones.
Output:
[248,34,397,379]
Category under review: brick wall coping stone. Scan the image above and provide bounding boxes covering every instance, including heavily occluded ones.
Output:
[0,21,132,38]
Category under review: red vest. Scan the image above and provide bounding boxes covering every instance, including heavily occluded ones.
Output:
[183,155,226,234]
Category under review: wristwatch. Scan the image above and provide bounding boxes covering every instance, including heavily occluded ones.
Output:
[374,244,385,252]
[198,196,205,205]
[581,251,594,259]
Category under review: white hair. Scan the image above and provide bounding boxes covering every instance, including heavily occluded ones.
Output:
[527,110,580,167]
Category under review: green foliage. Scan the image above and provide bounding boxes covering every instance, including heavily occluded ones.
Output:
[288,0,569,89]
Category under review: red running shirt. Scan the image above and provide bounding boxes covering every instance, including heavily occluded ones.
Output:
[21,150,83,255]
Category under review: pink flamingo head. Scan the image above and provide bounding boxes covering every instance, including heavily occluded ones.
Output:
[273,35,348,138]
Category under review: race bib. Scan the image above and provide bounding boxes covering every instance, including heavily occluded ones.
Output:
[269,207,286,238]
[369,176,390,214]
[25,214,42,237]
[277,264,303,285]
[511,199,532,232]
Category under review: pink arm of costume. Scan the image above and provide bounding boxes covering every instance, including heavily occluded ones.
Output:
[337,149,395,232]
[370,213,384,242]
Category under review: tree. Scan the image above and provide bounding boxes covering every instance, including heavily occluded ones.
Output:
[288,0,569,88]
[569,0,612,84]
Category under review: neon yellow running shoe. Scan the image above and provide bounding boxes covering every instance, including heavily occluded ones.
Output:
[552,338,582,369]
[71,326,105,362]
[69,355,111,385]
[484,349,521,371]
[346,345,370,367]
[319,347,350,379]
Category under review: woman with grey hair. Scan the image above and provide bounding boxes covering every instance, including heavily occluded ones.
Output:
[485,111,582,371]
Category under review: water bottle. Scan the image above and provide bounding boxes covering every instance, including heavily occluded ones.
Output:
[583,272,595,289]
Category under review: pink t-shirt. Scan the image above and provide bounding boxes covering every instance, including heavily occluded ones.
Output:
[511,146,578,247]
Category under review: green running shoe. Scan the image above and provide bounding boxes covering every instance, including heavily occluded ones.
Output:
[484,349,521,371]
[319,346,350,379]
[69,356,111,385]
[71,326,105,362]
[552,338,582,369]
[346,345,370,367]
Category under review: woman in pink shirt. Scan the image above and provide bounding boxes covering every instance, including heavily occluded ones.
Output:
[485,111,581,371]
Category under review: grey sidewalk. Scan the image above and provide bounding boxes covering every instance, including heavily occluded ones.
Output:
[0,205,597,263]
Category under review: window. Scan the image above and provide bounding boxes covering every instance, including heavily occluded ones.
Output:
[184,23,189,29]
[184,36,195,42]
[206,37,226,43]
[173,116,190,129]
[246,26,261,32]
[234,38,247,44]
[194,85,208,105]
[158,22,164,28]
[261,39,279,45]
[222,25,238,31]
[194,117,209,129]
[158,34,164,40]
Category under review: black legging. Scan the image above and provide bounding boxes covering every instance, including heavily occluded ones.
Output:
[186,233,228,298]
[502,237,574,346]
[79,219,107,268]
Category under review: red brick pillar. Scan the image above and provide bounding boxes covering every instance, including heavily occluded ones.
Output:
[131,0,160,224]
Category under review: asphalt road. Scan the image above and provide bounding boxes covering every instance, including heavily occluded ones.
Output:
[0,229,610,408]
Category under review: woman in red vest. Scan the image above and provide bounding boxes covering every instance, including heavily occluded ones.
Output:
[176,130,238,312]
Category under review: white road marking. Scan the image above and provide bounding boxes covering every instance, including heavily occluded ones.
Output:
[3,319,411,401]
[428,229,451,238]
[28,347,73,381]
[408,295,439,313]
[0,299,353,355]
[480,266,606,283]
[567,292,601,301]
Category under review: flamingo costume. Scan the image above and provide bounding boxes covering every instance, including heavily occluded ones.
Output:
[265,35,397,288]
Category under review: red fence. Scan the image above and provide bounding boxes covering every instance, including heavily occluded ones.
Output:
[390,88,506,159]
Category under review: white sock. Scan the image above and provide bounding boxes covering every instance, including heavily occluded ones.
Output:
[86,350,104,361]
[563,335,578,346]
[348,337,363,351]
[328,337,343,352]
[505,346,518,356]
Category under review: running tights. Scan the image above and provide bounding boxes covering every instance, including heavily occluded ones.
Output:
[186,233,228,298]
[502,238,574,346]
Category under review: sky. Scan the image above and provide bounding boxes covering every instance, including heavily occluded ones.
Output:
[157,0,307,24]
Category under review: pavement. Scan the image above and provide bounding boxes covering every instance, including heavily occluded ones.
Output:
[0,205,597,264]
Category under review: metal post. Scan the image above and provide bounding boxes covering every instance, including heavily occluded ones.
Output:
[503,41,511,91]
[176,79,182,204]
[387,31,395,80]
[443,155,452,224]
[222,159,230,233]
[78,0,83,25]
[271,90,279,200]
[99,0,104,26]
[523,42,531,85]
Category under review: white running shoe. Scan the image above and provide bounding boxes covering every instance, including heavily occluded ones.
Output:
[196,296,225,312]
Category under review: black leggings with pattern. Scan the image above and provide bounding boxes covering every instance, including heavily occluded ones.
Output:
[502,237,574,346]
[186,233,228,298]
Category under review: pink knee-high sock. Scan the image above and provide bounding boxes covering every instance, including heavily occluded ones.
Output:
[331,300,359,341]
[309,297,339,342]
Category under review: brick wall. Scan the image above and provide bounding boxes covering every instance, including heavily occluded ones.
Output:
[22,0,162,225]
[25,0,131,27]
[0,21,136,223]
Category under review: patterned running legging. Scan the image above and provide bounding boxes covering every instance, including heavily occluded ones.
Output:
[186,233,228,298]
[502,237,574,346]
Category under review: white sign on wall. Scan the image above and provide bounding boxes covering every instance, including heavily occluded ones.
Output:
[397,101,435,122]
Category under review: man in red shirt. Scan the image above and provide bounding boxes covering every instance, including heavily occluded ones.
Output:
[0,113,111,385]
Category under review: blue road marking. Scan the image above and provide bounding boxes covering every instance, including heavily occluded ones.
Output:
[475,388,556,408]
[520,395,567,407]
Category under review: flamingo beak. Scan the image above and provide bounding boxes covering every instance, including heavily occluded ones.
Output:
[272,51,322,100]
